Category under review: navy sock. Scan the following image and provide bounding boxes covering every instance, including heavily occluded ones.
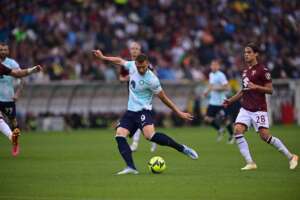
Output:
[150,132,184,152]
[211,120,220,130]
[226,124,233,137]
[115,136,136,169]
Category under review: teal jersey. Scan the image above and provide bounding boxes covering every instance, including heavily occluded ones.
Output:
[124,61,162,112]
[208,71,228,106]
[0,58,20,102]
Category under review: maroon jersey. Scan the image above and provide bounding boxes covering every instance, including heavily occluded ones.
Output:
[0,63,12,75]
[120,66,129,77]
[241,63,272,112]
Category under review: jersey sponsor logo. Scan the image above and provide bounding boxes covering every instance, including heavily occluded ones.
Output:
[139,80,144,85]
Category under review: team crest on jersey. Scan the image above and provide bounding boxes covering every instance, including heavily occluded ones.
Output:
[265,72,271,80]
[141,114,146,121]
[139,80,145,85]
[251,70,256,76]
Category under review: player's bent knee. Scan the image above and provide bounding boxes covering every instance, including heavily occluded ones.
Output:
[144,132,155,140]
[116,127,129,137]
[234,124,246,134]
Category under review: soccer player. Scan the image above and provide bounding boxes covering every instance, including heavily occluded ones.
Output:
[203,60,234,143]
[223,43,298,170]
[93,50,198,175]
[119,42,157,152]
[0,42,42,156]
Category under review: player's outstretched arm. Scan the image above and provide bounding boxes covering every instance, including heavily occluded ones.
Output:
[223,90,243,108]
[157,90,193,121]
[92,49,126,66]
[9,65,42,78]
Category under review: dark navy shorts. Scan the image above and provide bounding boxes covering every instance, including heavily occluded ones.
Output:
[206,104,227,118]
[117,110,154,137]
[0,101,16,119]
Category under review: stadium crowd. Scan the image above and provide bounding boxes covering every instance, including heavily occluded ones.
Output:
[0,0,299,82]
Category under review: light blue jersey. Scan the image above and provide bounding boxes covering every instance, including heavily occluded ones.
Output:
[0,58,20,102]
[208,71,228,106]
[124,61,162,112]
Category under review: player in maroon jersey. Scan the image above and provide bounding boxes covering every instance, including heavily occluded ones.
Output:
[224,43,298,170]
[118,42,157,152]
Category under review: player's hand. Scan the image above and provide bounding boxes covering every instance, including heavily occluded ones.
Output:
[92,49,104,59]
[223,99,231,108]
[34,65,43,72]
[29,65,43,74]
[245,82,258,90]
[177,111,194,121]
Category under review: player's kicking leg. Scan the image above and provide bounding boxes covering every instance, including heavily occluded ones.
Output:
[259,128,298,170]
[143,124,198,160]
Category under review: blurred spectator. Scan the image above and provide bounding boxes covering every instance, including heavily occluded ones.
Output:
[0,0,299,82]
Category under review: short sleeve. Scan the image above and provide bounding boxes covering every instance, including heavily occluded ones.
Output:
[219,73,228,85]
[12,60,20,69]
[150,76,162,94]
[123,61,134,71]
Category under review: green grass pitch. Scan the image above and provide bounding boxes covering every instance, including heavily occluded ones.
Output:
[0,126,299,200]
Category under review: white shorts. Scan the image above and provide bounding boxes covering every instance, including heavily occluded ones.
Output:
[235,108,269,132]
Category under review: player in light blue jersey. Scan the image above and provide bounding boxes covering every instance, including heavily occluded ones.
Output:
[118,42,157,152]
[93,50,199,175]
[0,43,42,156]
[203,60,234,144]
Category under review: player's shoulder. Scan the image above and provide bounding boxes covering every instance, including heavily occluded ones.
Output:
[3,57,19,69]
[217,70,226,77]
[257,63,269,71]
[146,70,160,83]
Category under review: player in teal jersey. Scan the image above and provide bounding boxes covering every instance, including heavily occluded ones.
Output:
[93,50,198,175]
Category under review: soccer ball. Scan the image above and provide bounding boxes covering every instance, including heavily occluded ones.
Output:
[148,156,166,174]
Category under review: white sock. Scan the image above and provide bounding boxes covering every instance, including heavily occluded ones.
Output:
[0,118,12,141]
[269,136,293,160]
[235,134,254,164]
[132,129,142,144]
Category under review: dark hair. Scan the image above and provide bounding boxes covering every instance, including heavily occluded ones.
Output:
[245,42,260,53]
[135,53,148,63]
[0,42,7,46]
